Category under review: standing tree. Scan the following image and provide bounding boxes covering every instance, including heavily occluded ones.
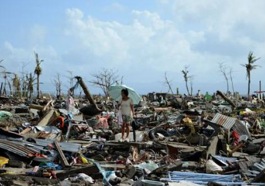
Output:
[189,76,194,96]
[0,70,13,96]
[164,72,174,94]
[12,74,20,97]
[34,52,43,99]
[54,73,62,98]
[219,62,229,93]
[90,68,120,96]
[27,73,35,99]
[181,66,191,96]
[0,60,6,95]
[229,68,235,95]
[242,51,260,98]
[20,62,30,97]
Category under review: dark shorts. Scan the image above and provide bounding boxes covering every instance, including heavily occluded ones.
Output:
[122,115,132,123]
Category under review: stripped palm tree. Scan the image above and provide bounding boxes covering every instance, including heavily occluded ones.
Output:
[34,52,43,99]
[27,73,35,99]
[182,66,191,96]
[242,51,260,99]
[12,74,20,97]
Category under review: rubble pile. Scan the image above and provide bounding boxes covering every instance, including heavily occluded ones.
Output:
[0,89,265,186]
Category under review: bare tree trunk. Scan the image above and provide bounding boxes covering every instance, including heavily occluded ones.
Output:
[248,75,251,99]
[37,75,40,99]
[185,80,190,96]
[29,90,32,99]
[229,69,235,95]
[0,83,2,95]
[219,63,229,93]
[75,76,100,109]
[8,81,12,96]
[190,80,193,96]
[216,90,236,110]
[164,72,174,94]
[225,76,229,93]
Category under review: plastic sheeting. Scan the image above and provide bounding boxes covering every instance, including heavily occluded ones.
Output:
[161,171,265,185]
[166,171,241,181]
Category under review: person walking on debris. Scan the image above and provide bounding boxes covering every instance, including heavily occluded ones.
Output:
[119,88,134,142]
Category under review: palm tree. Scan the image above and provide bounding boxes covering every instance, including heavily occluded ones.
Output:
[242,51,260,99]
[34,52,43,99]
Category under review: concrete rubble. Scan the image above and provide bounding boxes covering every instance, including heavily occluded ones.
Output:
[0,85,265,186]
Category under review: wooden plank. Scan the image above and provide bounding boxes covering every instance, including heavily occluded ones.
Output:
[42,100,54,112]
[56,165,99,180]
[29,104,44,110]
[54,140,70,168]
[206,136,218,159]
[19,127,32,135]
[100,163,125,170]
[165,142,206,150]
[37,109,55,126]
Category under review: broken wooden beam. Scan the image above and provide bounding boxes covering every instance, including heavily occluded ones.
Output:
[216,90,236,109]
[42,100,54,112]
[56,164,100,180]
[206,136,218,159]
[37,109,55,126]
[29,104,44,110]
[53,140,71,168]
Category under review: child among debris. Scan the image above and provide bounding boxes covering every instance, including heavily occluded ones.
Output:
[118,88,135,142]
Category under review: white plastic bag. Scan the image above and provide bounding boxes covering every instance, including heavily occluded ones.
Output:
[70,173,94,184]
[206,159,223,173]
[117,110,123,126]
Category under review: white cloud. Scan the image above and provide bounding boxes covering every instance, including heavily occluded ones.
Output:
[65,8,129,66]
[29,25,47,45]
[104,2,126,13]
[1,1,265,95]
[62,5,265,93]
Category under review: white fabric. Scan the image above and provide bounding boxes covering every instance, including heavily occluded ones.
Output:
[117,110,123,125]
[119,98,133,116]
[206,159,223,173]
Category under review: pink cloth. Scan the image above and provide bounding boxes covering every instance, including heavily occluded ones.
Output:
[94,116,109,129]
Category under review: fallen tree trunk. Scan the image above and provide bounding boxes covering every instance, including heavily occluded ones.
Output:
[216,90,236,110]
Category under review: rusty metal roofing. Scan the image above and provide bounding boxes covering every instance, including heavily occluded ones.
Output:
[211,113,236,130]
[0,140,38,158]
[211,113,251,137]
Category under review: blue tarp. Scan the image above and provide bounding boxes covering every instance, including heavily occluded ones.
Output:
[161,171,264,185]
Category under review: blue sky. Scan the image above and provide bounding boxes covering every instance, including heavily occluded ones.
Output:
[0,0,264,96]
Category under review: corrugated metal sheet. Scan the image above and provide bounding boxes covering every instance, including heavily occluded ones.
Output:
[211,113,251,138]
[211,113,236,130]
[162,171,242,185]
[233,120,250,137]
[0,140,38,158]
[32,138,81,152]
[161,171,264,185]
